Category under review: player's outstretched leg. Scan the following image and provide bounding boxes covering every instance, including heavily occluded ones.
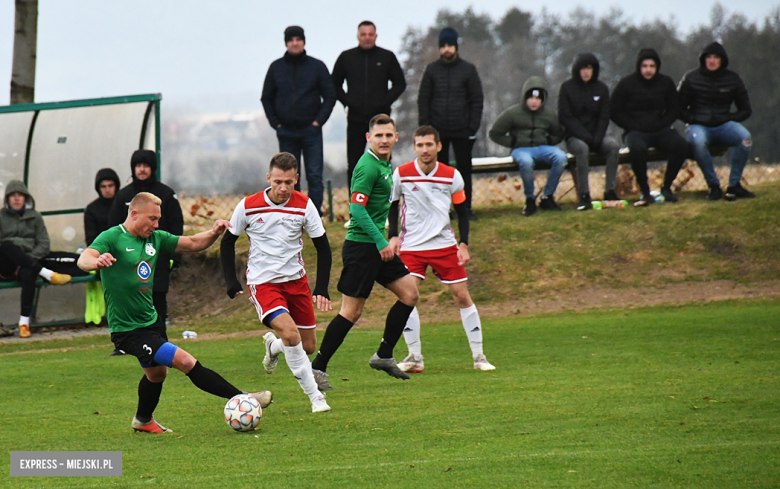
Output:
[371,276,419,379]
[311,313,356,390]
[398,307,424,373]
[263,331,282,374]
[132,372,172,433]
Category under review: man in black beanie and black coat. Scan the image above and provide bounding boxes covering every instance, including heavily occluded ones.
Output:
[108,150,183,330]
[610,48,687,206]
[418,27,484,219]
[84,168,120,246]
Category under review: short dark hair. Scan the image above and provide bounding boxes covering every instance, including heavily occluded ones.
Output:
[358,20,375,30]
[368,113,395,131]
[269,152,299,173]
[413,125,440,144]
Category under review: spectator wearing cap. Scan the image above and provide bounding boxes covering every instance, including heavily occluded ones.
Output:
[418,27,484,219]
[558,52,621,210]
[108,150,183,332]
[610,48,687,206]
[84,168,120,246]
[1,180,71,338]
[261,25,337,215]
[332,20,406,193]
[489,76,566,217]
[678,41,754,201]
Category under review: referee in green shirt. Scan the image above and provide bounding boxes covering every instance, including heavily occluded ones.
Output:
[79,192,271,433]
[311,114,420,389]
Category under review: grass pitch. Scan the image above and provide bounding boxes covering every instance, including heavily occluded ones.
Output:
[1,299,779,488]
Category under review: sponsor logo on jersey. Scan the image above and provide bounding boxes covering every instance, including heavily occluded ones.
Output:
[145,243,156,256]
[126,247,135,252]
[137,260,152,281]
[412,186,419,191]
[256,217,265,225]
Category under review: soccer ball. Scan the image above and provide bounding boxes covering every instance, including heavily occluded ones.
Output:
[224,394,262,432]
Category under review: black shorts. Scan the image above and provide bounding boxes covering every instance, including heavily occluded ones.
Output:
[110,315,173,368]
[337,240,409,299]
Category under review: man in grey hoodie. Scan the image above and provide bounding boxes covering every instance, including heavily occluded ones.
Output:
[0,180,71,338]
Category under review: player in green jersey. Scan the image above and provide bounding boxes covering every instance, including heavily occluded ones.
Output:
[78,192,271,433]
[311,114,420,389]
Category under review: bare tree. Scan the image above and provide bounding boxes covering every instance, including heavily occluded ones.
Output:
[10,0,38,104]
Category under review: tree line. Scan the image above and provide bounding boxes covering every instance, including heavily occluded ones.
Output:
[393,4,780,164]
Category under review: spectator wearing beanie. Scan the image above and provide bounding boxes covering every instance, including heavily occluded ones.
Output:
[108,149,183,335]
[418,27,484,219]
[489,76,566,217]
[610,48,687,206]
[262,25,336,215]
[332,21,406,193]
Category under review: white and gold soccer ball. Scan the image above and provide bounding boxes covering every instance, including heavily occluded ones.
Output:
[224,394,262,432]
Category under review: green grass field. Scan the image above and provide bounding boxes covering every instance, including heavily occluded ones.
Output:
[1,300,779,488]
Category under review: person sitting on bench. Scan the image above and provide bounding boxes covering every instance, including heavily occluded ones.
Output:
[0,180,71,338]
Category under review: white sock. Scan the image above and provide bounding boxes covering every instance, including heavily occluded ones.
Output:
[283,343,320,402]
[460,305,483,357]
[38,268,53,281]
[270,337,284,357]
[19,316,30,326]
[403,307,422,357]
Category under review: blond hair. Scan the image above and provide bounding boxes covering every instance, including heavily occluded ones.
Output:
[129,192,162,212]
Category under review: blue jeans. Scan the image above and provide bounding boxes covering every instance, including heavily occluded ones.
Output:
[686,122,751,187]
[510,145,568,199]
[277,125,324,213]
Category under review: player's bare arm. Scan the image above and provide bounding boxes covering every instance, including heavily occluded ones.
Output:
[176,219,231,253]
[77,248,117,272]
[457,242,470,267]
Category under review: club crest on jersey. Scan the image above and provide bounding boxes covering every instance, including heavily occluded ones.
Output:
[137,260,152,281]
[145,243,156,256]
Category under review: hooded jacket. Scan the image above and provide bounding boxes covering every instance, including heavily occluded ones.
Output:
[558,53,611,146]
[84,168,120,245]
[332,45,406,123]
[418,54,484,138]
[107,151,183,292]
[677,42,751,127]
[610,49,679,134]
[0,180,50,259]
[261,50,337,130]
[489,76,563,149]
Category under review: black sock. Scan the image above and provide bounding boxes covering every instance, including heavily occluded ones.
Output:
[186,361,242,399]
[136,375,163,423]
[377,301,415,358]
[311,314,354,372]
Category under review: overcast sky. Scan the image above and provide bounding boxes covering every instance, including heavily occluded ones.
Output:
[1,0,777,110]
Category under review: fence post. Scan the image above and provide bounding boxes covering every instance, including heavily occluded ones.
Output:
[327,180,334,223]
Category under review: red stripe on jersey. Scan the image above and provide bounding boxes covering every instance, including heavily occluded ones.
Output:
[245,190,310,211]
[351,192,368,206]
[246,208,306,216]
[434,163,456,178]
[398,161,421,177]
[244,191,267,209]
[400,178,455,184]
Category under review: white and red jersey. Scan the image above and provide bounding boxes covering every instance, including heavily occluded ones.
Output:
[228,189,325,285]
[391,160,466,252]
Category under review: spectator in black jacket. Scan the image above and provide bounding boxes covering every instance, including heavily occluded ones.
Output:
[418,27,484,219]
[610,48,687,206]
[558,53,620,210]
[84,168,120,246]
[108,150,183,331]
[261,26,336,214]
[332,21,406,192]
[678,41,753,201]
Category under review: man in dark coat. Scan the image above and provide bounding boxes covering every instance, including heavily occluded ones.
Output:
[610,48,687,206]
[108,150,183,328]
[332,21,406,192]
[558,53,620,209]
[84,168,120,246]
[418,27,484,219]
[262,25,336,214]
[678,41,753,201]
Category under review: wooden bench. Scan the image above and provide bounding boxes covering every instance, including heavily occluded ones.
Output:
[0,274,98,328]
[471,145,728,174]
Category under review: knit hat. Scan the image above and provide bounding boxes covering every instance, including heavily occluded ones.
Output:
[525,88,544,102]
[284,26,305,44]
[438,27,458,49]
